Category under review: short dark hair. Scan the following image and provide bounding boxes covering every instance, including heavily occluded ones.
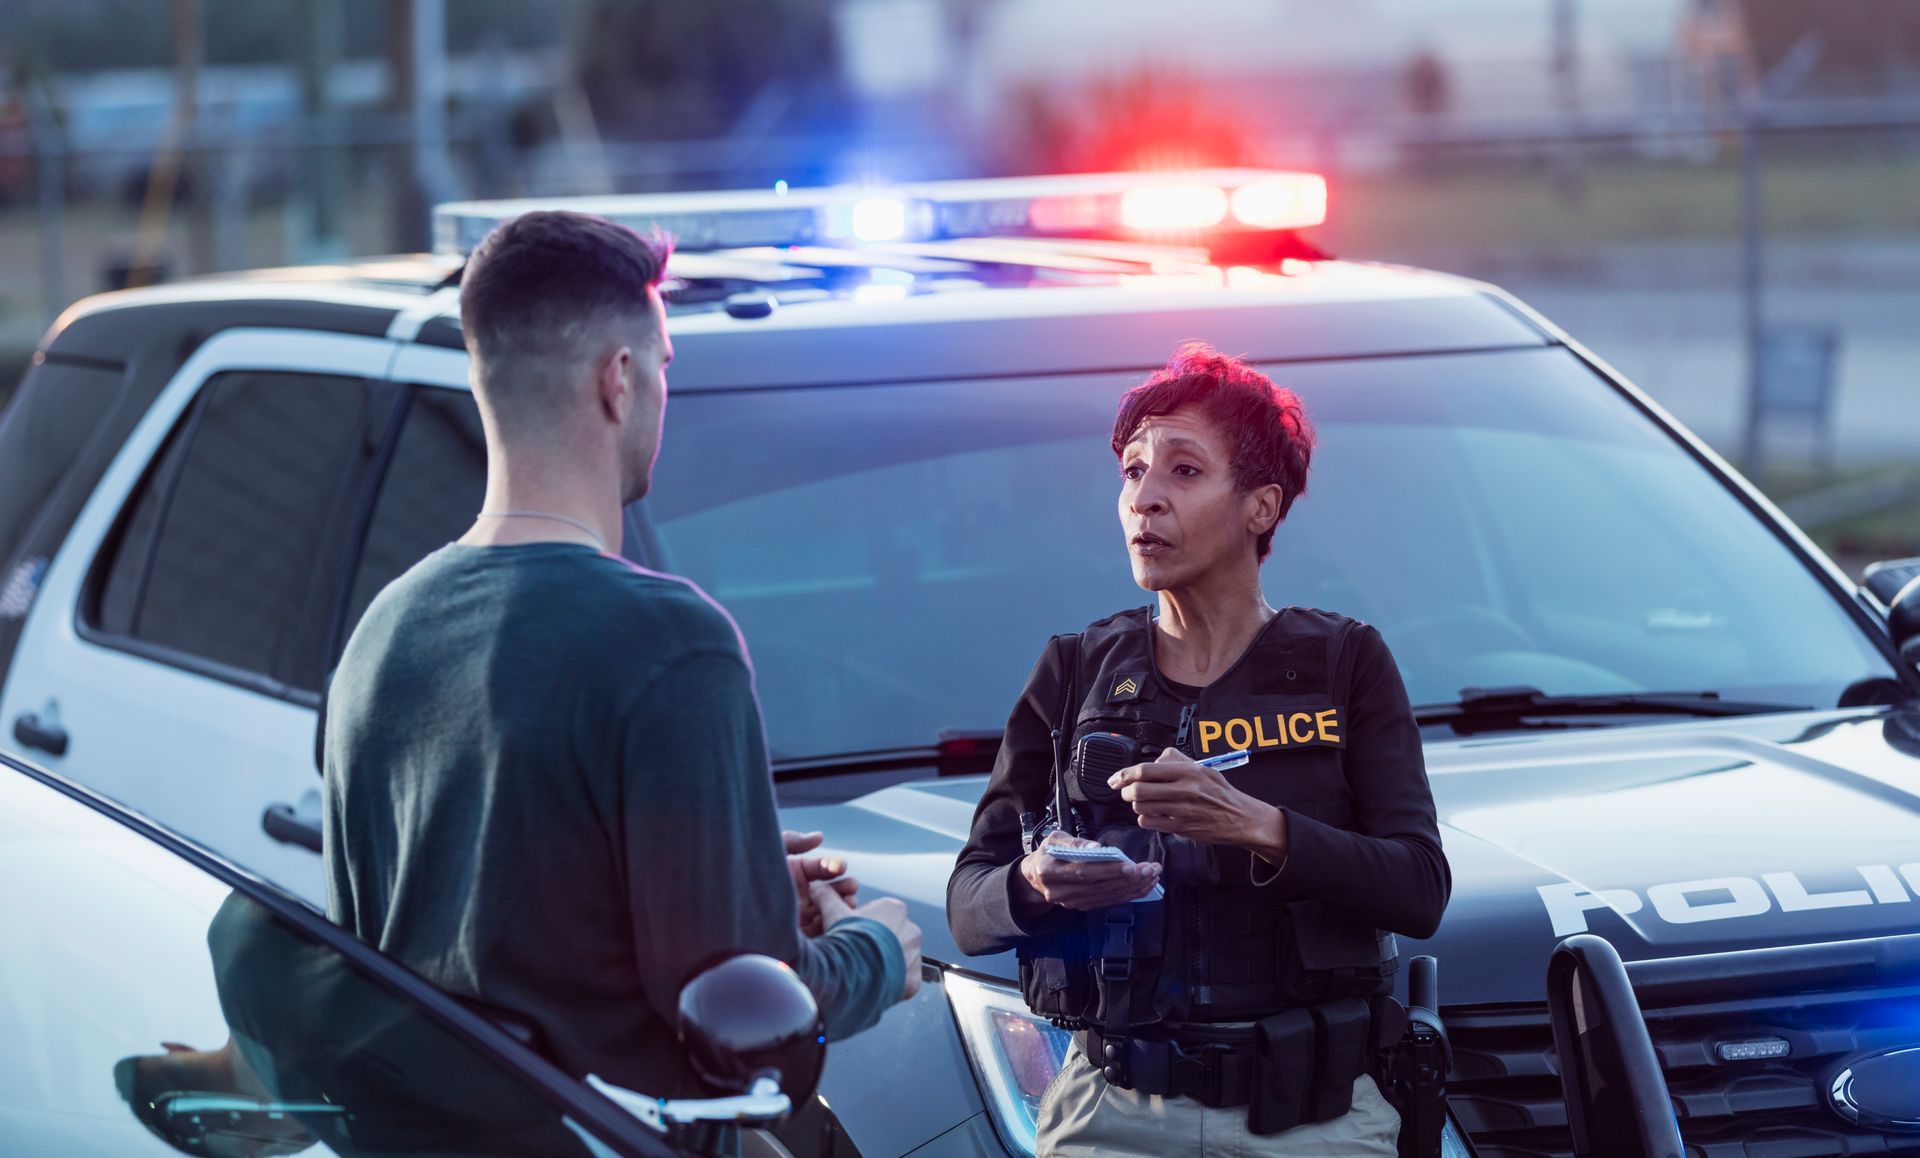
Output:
[458,210,672,411]
[1111,342,1315,562]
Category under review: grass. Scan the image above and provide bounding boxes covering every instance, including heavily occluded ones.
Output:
[1760,463,1920,577]
[1320,150,1920,254]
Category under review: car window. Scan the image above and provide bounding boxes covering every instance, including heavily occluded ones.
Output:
[0,765,636,1157]
[0,358,129,676]
[645,349,1899,761]
[340,387,488,647]
[92,371,386,694]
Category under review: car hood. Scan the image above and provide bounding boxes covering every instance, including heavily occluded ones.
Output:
[781,706,1920,1006]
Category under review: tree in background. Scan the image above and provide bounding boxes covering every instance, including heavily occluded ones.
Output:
[571,0,848,141]
[1400,48,1452,175]
[1404,49,1450,118]
[10,0,566,71]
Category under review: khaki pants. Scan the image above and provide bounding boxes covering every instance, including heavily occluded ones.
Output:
[1036,1046,1400,1157]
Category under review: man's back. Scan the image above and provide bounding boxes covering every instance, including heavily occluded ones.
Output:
[324,542,900,1095]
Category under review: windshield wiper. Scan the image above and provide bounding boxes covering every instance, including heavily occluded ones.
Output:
[1413,685,1811,736]
[772,729,1003,780]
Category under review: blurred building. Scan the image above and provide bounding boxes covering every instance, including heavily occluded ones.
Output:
[1679,0,1920,110]
[47,51,564,199]
[837,0,1677,176]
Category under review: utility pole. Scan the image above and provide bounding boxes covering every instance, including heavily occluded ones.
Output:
[298,0,347,261]
[29,89,66,322]
[1737,98,1766,478]
[387,0,417,250]
[1550,0,1585,203]
[387,0,452,252]
[128,0,202,285]
[176,0,214,273]
[1737,34,1823,481]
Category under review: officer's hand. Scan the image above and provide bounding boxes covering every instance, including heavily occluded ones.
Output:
[1018,831,1163,911]
[1110,749,1285,855]
[813,882,924,1000]
[785,830,860,938]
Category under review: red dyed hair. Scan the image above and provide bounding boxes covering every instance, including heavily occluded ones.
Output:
[1111,343,1316,562]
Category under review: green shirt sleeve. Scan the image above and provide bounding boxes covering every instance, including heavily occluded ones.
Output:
[616,645,903,1041]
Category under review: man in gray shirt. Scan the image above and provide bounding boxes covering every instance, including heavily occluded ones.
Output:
[324,210,920,1098]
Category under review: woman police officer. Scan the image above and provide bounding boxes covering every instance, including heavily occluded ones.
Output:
[947,344,1451,1156]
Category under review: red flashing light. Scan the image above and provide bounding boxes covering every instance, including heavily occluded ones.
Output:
[1119,184,1231,232]
[1230,175,1328,230]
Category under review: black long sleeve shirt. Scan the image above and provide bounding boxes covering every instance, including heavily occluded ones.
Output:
[947,619,1451,959]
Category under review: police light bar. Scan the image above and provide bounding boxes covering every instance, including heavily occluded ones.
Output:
[432,169,1327,256]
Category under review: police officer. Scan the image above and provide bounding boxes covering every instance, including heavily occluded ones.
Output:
[948,343,1451,1156]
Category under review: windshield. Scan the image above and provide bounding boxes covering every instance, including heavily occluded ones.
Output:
[643,347,1899,761]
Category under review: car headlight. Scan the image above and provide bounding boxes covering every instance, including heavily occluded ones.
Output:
[945,969,1480,1158]
[943,970,1073,1156]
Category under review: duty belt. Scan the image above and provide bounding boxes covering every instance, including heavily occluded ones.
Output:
[1080,1026,1260,1108]
[1077,996,1376,1136]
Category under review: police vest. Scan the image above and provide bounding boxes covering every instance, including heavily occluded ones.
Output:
[1019,605,1398,1030]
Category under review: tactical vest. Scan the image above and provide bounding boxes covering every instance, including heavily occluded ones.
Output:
[1019,605,1398,1032]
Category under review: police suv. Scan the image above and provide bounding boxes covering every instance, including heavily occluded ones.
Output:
[4,170,1920,1158]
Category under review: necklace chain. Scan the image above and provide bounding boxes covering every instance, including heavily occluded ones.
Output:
[475,510,608,552]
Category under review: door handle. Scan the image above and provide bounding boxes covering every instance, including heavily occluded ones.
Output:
[12,713,69,757]
[262,803,322,853]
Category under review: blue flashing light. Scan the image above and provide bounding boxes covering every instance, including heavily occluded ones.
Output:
[850,197,909,243]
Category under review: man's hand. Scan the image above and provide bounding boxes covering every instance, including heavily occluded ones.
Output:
[1018,831,1162,911]
[785,830,859,937]
[813,882,924,1000]
[1110,749,1288,863]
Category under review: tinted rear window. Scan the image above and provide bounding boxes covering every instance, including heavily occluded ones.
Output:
[0,357,126,567]
[0,358,128,667]
[339,387,487,645]
[92,371,384,692]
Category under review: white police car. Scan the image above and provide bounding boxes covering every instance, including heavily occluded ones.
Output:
[0,749,828,1156]
[4,170,1919,1157]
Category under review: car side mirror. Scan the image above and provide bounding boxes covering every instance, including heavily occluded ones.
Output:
[587,953,825,1147]
[677,952,825,1104]
[1546,934,1684,1158]
[1864,557,1920,607]
[1887,575,1920,668]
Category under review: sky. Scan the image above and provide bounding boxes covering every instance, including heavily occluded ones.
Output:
[1304,0,1685,55]
[972,0,1689,76]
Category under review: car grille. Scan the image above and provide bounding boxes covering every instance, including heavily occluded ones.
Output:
[1448,977,1920,1158]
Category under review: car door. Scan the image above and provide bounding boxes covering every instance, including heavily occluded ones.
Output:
[0,329,401,903]
[0,754,674,1157]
